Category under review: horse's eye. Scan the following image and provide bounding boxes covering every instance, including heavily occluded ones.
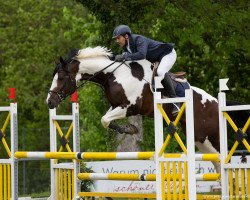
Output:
[57,72,64,80]
[58,75,64,80]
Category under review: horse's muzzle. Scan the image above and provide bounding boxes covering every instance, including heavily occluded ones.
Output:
[47,99,57,109]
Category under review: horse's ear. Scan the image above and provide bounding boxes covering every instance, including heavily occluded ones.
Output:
[54,58,59,65]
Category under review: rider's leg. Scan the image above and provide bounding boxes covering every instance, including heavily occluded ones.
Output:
[157,49,180,115]
[161,73,180,115]
[161,73,177,98]
[157,49,177,76]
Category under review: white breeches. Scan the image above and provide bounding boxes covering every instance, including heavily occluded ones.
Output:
[157,49,177,78]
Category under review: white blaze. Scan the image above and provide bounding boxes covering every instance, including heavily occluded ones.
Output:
[46,73,58,102]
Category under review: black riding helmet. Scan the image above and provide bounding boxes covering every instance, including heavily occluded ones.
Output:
[112,25,132,38]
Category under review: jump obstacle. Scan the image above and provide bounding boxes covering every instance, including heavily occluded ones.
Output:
[0,89,81,200]
[1,78,250,200]
[0,88,18,200]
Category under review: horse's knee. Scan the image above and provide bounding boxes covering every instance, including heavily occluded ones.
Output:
[213,161,221,174]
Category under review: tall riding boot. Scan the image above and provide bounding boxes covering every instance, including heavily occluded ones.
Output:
[161,73,180,115]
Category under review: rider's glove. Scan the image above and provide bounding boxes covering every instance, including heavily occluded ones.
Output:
[115,54,124,62]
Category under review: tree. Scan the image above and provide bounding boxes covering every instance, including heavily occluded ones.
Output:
[0,0,104,194]
[76,0,249,102]
[76,0,250,152]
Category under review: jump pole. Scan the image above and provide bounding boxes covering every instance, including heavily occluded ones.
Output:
[77,172,220,181]
[15,151,220,161]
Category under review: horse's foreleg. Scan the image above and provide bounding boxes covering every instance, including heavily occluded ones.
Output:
[195,139,221,174]
[101,106,126,128]
[101,106,138,134]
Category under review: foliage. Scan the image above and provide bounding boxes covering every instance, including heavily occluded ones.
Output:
[77,0,250,152]
[80,161,94,191]
[150,1,250,101]
[0,0,101,195]
[78,0,249,102]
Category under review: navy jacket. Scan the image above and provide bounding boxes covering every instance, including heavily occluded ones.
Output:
[122,34,174,63]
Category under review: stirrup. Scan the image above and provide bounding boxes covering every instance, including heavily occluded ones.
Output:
[172,103,180,115]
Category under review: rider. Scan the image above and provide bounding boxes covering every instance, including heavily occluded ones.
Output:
[112,24,180,115]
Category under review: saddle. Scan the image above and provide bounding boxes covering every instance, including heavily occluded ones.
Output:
[151,63,190,97]
[169,71,187,82]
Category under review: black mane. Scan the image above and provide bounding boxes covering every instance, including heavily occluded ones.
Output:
[64,48,80,63]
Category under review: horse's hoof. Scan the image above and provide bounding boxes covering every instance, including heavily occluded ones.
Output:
[108,122,138,134]
[123,124,138,135]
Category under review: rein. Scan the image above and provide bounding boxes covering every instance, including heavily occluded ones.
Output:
[76,60,125,90]
[49,60,125,102]
[123,62,150,84]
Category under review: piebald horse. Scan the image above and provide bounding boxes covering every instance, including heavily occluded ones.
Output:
[47,46,248,172]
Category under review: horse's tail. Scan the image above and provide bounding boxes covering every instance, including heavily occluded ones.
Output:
[226,100,250,142]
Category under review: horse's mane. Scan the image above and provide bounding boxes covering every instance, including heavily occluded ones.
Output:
[76,46,112,59]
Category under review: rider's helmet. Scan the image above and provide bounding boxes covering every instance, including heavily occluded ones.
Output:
[112,25,132,38]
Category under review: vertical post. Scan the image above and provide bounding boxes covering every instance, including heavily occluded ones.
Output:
[185,89,196,199]
[153,78,197,200]
[49,108,57,200]
[10,102,18,199]
[218,88,229,199]
[71,92,81,200]
[9,88,18,200]
[154,77,164,200]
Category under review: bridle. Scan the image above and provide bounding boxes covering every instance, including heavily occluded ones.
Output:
[48,69,76,101]
[48,60,125,102]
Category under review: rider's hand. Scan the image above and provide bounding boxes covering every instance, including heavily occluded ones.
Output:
[115,54,124,62]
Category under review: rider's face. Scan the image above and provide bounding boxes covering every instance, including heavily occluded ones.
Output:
[114,35,128,47]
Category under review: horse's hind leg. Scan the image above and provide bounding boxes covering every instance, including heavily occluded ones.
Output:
[195,138,221,173]
[101,106,138,134]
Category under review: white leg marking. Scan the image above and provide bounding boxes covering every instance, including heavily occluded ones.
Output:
[101,106,127,128]
[195,138,221,173]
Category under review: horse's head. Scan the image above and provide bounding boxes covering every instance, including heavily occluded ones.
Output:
[47,56,79,109]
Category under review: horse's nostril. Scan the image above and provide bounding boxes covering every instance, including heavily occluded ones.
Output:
[48,100,54,109]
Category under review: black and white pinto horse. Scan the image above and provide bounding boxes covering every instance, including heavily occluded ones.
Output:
[47,46,249,173]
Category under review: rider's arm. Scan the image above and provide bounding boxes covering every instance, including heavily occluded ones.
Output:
[123,37,149,61]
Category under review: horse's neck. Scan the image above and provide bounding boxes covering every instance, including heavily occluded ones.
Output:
[80,73,110,86]
[78,58,153,90]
